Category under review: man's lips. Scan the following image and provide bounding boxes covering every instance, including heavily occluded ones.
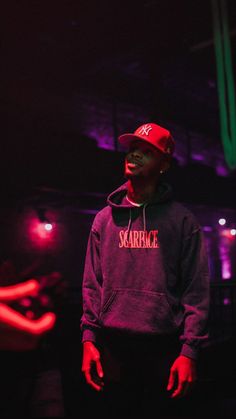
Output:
[127,160,143,168]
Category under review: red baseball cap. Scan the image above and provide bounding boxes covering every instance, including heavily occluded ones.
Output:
[118,122,175,156]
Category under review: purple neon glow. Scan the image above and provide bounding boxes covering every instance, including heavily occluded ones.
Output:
[215,163,230,176]
[203,226,213,232]
[87,128,115,150]
[191,153,204,162]
[219,234,232,280]
[223,297,231,306]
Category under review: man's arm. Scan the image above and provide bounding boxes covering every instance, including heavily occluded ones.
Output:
[81,227,103,343]
[179,224,210,360]
[81,224,106,390]
[167,218,210,398]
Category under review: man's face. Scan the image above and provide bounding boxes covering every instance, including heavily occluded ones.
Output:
[124,140,166,180]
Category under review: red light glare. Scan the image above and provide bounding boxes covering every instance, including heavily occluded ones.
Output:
[45,223,53,231]
[0,303,56,334]
[34,222,53,239]
[0,279,39,301]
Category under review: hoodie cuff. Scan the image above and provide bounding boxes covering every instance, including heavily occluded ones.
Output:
[82,328,97,343]
[180,343,198,360]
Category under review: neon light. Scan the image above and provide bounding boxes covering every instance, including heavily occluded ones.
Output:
[0,303,56,334]
[211,0,236,169]
[219,233,232,279]
[0,279,39,301]
[0,280,56,336]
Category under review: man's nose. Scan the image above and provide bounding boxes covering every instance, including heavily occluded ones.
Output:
[131,149,142,158]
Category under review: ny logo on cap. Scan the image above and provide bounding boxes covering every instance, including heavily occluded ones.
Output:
[138,124,152,136]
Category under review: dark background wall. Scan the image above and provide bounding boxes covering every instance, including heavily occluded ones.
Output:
[1,0,236,417]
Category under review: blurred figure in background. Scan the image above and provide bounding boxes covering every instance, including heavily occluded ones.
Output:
[0,260,66,418]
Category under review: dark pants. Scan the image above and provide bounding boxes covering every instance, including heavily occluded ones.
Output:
[0,351,65,418]
[93,331,191,418]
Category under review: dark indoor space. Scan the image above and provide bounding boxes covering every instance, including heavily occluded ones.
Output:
[1,0,236,417]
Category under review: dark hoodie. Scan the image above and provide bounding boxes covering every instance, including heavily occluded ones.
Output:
[81,181,210,359]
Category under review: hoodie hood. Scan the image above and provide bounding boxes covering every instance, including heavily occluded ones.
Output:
[107,181,173,209]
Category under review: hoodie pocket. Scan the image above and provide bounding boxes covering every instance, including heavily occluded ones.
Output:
[100,289,178,334]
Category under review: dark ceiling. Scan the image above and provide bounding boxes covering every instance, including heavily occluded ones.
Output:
[1,0,236,205]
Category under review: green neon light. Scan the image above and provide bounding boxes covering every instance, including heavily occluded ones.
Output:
[211,0,236,169]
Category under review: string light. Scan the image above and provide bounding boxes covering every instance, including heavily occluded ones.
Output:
[218,218,226,225]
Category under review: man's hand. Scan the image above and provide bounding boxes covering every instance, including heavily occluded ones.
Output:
[82,341,104,392]
[167,355,196,399]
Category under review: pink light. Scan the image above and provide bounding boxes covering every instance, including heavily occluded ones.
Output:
[223,297,231,306]
[0,303,56,334]
[34,222,53,239]
[0,280,56,347]
[15,209,65,253]
[220,229,236,240]
[221,263,231,279]
[0,279,39,301]
[219,234,232,280]
[20,297,32,308]
[28,218,58,250]
[25,310,35,319]
[203,226,213,232]
[45,223,53,231]
[218,218,226,226]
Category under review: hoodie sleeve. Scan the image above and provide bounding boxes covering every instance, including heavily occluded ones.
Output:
[179,216,210,360]
[80,225,102,343]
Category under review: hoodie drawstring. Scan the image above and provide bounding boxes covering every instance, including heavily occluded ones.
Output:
[127,208,132,240]
[127,204,148,240]
[143,203,147,232]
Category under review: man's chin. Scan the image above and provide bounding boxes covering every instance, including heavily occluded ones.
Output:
[125,172,140,179]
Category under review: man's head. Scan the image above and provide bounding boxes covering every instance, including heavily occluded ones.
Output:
[118,123,175,181]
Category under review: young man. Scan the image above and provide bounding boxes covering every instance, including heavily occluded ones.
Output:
[81,122,210,417]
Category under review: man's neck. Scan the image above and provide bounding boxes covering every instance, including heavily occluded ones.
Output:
[127,178,159,204]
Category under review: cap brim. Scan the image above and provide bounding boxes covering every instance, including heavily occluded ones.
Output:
[118,133,145,148]
[118,132,174,156]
